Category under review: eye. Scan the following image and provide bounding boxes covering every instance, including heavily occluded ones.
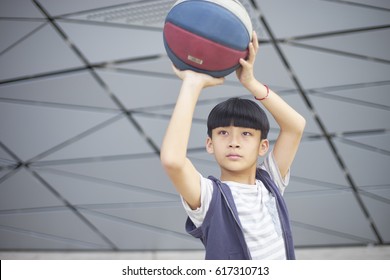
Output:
[218,130,228,136]
[242,131,252,136]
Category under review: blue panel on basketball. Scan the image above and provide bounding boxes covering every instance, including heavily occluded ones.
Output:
[163,0,253,77]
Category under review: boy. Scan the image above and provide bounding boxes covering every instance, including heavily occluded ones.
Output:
[160,32,306,260]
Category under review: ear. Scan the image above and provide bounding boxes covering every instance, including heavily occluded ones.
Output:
[258,139,269,157]
[206,137,214,154]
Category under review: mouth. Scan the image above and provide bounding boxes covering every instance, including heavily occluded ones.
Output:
[226,154,242,160]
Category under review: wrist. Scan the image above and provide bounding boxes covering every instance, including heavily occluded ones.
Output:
[179,80,203,103]
[182,78,204,93]
[241,76,256,90]
[254,84,269,101]
[246,80,268,100]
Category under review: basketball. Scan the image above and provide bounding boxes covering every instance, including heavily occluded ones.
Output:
[163,0,253,78]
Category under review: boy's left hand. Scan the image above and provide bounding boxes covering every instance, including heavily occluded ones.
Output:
[236,31,259,88]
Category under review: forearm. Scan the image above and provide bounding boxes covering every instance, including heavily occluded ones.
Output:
[246,79,305,177]
[160,80,202,168]
[247,79,306,134]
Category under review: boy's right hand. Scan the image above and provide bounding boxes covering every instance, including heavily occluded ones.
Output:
[172,65,225,89]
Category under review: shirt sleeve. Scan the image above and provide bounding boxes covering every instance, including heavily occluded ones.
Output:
[180,173,214,228]
[260,150,290,194]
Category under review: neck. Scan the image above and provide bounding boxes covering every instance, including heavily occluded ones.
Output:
[220,168,257,185]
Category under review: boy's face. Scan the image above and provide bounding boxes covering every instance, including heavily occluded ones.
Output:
[206,126,269,174]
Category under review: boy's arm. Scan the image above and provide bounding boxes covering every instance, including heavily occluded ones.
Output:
[237,32,306,179]
[248,81,306,179]
[160,66,224,210]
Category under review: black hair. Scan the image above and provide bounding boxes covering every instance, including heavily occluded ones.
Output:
[207,97,269,139]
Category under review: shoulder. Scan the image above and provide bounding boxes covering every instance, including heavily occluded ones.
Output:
[181,173,215,226]
[259,151,290,193]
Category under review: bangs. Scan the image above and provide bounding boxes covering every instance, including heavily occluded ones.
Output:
[207,98,269,139]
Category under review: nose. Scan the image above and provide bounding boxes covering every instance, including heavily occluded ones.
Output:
[229,133,240,148]
[229,143,240,148]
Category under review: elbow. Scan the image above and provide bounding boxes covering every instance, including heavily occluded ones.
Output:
[297,115,306,135]
[287,115,306,139]
[160,151,184,172]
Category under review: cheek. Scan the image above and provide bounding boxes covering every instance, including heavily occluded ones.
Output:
[212,144,224,155]
[207,139,224,154]
[250,141,262,154]
[212,144,228,160]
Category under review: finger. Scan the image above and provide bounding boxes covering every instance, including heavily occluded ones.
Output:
[247,42,256,64]
[215,77,225,86]
[171,64,179,73]
[219,77,225,84]
[171,64,185,80]
[252,31,259,52]
[239,57,249,67]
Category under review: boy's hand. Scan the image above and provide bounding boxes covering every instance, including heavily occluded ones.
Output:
[236,31,259,89]
[172,65,224,89]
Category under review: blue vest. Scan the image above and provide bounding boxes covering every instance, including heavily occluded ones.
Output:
[185,168,296,260]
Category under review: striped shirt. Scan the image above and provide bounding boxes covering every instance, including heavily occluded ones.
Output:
[181,151,290,260]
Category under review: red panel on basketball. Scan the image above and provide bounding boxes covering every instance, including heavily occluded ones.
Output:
[163,0,253,77]
[164,23,248,71]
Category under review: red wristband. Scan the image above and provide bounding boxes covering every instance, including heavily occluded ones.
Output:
[254,84,269,101]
